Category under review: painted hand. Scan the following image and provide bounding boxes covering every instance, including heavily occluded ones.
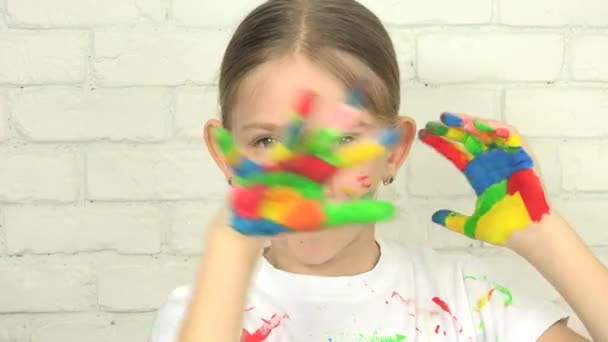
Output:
[418,113,550,245]
[213,89,401,236]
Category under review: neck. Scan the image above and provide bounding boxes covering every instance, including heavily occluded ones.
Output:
[263,229,381,277]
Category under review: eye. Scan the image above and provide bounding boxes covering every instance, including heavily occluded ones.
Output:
[253,136,277,148]
[338,135,356,145]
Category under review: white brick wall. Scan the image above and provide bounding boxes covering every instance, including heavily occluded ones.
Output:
[0,0,606,340]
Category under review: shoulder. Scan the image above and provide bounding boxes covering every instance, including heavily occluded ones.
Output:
[149,285,193,342]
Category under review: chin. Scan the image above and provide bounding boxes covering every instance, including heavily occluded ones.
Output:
[270,227,368,266]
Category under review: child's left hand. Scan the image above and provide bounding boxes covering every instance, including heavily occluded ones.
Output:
[418,112,551,246]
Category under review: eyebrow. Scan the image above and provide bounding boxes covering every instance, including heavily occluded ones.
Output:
[240,122,281,132]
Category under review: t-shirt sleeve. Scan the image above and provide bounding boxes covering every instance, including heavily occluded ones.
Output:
[460,255,569,341]
[149,285,192,342]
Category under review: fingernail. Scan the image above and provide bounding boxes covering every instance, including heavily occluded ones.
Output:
[441,112,462,127]
[431,209,451,225]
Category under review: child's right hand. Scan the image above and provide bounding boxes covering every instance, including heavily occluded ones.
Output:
[212,90,401,236]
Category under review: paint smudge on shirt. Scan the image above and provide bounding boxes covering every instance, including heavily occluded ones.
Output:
[330,332,407,342]
[464,274,513,306]
[476,288,495,311]
[432,297,463,333]
[390,291,415,306]
[241,313,289,342]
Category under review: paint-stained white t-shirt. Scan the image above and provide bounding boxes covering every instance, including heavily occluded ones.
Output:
[150,239,567,342]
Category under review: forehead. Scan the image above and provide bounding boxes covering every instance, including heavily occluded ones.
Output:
[232,55,361,130]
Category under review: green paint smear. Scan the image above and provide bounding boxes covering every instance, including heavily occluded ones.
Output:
[336,333,406,342]
[464,275,513,306]
[465,180,507,238]
[323,200,396,227]
[473,120,494,132]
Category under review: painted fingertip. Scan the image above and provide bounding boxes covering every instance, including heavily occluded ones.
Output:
[417,128,428,139]
[495,127,510,138]
[345,84,366,108]
[431,209,452,226]
[295,90,316,118]
[440,112,463,127]
[425,122,448,136]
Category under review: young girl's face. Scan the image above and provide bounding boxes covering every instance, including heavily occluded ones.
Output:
[213,54,410,266]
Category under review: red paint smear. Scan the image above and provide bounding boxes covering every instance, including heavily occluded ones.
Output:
[241,313,289,342]
[506,169,550,222]
[357,175,372,189]
[245,306,256,312]
[418,130,469,171]
[434,325,440,334]
[432,297,463,333]
[391,291,415,306]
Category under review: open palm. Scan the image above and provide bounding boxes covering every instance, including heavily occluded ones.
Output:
[419,113,551,245]
[214,90,401,236]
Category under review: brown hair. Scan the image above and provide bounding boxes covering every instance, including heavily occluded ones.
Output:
[219,0,400,128]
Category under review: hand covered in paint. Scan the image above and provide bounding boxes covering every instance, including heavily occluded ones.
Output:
[418,113,550,246]
[213,90,401,236]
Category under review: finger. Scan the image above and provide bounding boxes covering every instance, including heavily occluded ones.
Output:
[323,199,396,227]
[431,209,470,236]
[333,139,387,168]
[231,213,290,236]
[425,122,485,156]
[441,113,522,148]
[418,129,472,172]
[212,127,265,177]
[283,90,316,150]
[240,172,323,199]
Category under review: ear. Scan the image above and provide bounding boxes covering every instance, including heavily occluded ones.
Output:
[203,118,233,182]
[386,115,416,177]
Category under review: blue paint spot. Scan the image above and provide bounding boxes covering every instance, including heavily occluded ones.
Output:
[378,127,401,147]
[464,148,533,195]
[234,158,263,178]
[441,112,462,127]
[231,214,289,236]
[432,209,452,226]
[345,85,366,108]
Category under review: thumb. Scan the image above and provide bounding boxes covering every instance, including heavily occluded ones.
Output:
[431,209,470,236]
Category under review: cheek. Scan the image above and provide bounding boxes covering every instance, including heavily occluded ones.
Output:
[332,160,386,198]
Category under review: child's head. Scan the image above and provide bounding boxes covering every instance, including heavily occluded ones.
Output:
[205,0,416,269]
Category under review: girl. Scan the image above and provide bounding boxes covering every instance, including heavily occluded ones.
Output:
[150,0,608,341]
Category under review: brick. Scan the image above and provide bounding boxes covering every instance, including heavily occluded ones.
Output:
[554,198,608,246]
[98,262,196,311]
[505,87,608,137]
[0,91,8,141]
[407,144,473,197]
[30,315,107,342]
[571,35,608,81]
[0,152,78,203]
[107,313,156,342]
[525,139,562,196]
[94,30,230,86]
[87,149,226,200]
[173,0,262,27]
[6,0,138,27]
[0,31,87,84]
[170,202,219,254]
[5,204,162,255]
[136,0,168,22]
[499,0,608,26]
[402,86,498,124]
[0,314,29,341]
[12,87,170,142]
[418,33,563,83]
[562,141,608,191]
[387,28,415,81]
[0,263,95,312]
[358,0,491,25]
[175,87,219,139]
